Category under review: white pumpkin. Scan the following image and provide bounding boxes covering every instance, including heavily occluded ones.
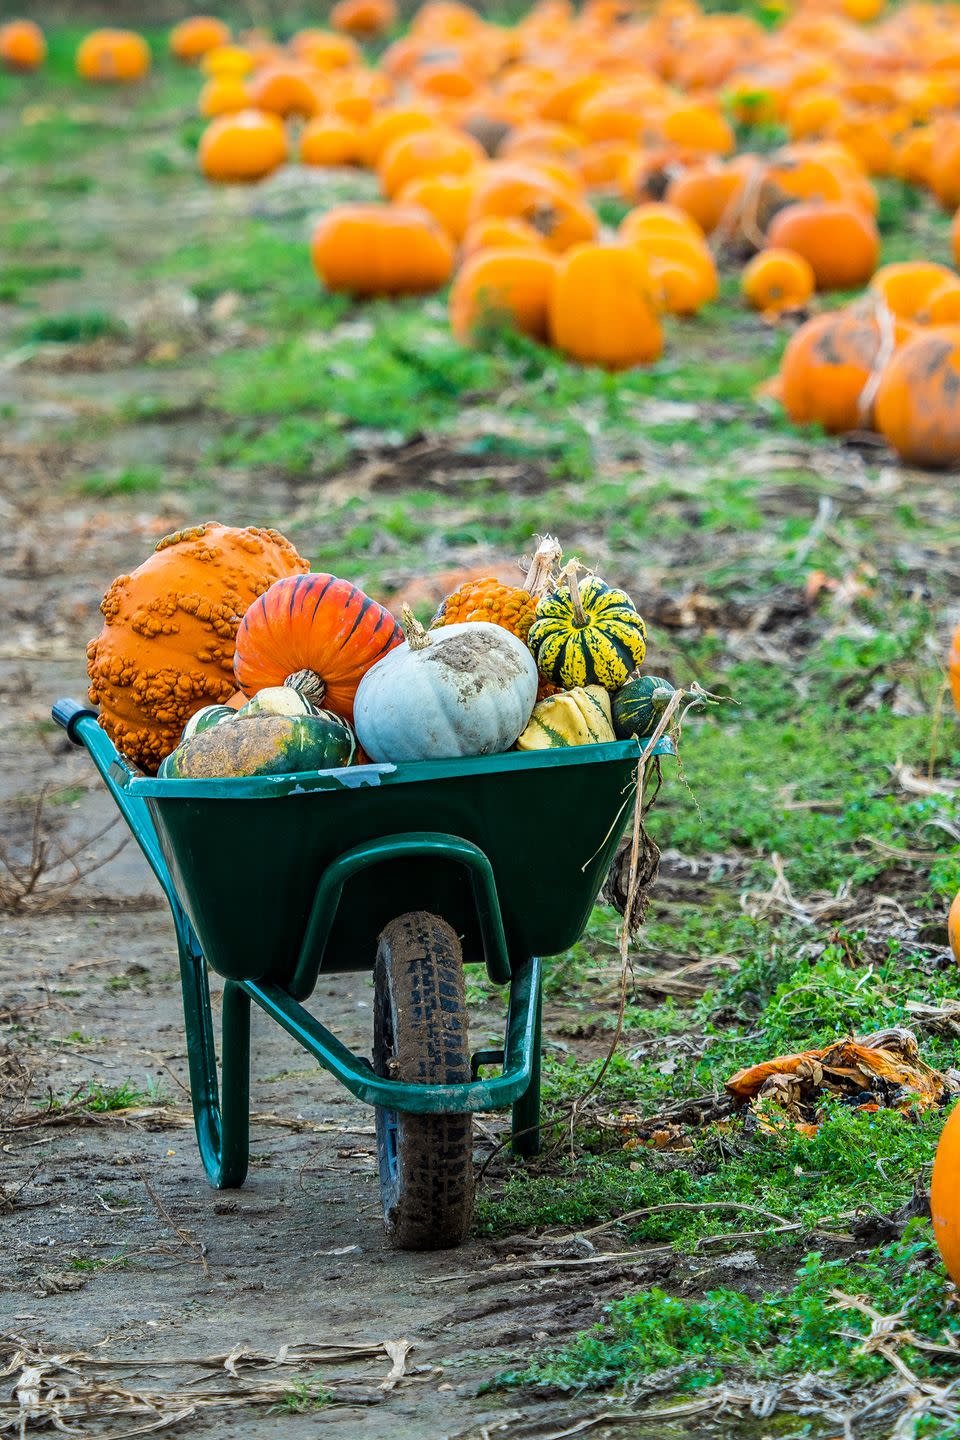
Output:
[354,613,538,763]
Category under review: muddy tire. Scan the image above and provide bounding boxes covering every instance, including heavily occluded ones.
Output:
[373,912,474,1250]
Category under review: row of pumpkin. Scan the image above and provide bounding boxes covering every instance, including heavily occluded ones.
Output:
[87,525,674,781]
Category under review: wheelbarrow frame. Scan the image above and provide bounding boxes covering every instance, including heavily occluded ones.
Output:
[52,698,664,1190]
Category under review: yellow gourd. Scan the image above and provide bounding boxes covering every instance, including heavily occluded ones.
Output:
[516,685,615,750]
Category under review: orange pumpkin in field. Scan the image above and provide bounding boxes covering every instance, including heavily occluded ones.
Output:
[397,173,479,241]
[779,308,904,434]
[468,165,598,252]
[874,328,960,469]
[311,204,455,296]
[290,29,360,69]
[549,243,662,369]
[379,127,485,199]
[361,106,438,166]
[927,280,960,325]
[450,247,558,343]
[931,1103,960,1284]
[170,16,230,64]
[948,891,960,962]
[666,162,744,235]
[953,209,960,269]
[766,202,880,291]
[250,63,320,118]
[199,76,251,117]
[199,109,288,182]
[299,116,364,167]
[77,29,151,83]
[331,0,397,37]
[0,19,46,72]
[202,44,254,79]
[461,216,549,255]
[871,262,958,322]
[741,247,815,314]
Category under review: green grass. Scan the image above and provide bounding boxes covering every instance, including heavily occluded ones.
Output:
[18,309,126,343]
[77,465,166,497]
[500,1227,958,1404]
[270,1378,333,1414]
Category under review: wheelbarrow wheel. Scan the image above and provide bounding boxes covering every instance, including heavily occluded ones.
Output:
[373,911,474,1250]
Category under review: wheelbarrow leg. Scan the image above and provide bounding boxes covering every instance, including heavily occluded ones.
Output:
[510,968,542,1158]
[177,925,250,1189]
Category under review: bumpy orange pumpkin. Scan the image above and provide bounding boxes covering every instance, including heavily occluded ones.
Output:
[741,247,816,314]
[874,328,960,469]
[549,243,662,369]
[0,19,46,72]
[76,29,151,83]
[766,202,879,291]
[331,0,397,37]
[311,204,454,296]
[199,110,288,182]
[86,524,307,774]
[931,1103,960,1284]
[779,308,906,435]
[170,16,230,64]
[449,247,558,343]
[433,536,562,640]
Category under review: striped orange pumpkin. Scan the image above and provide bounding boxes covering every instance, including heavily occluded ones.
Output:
[234,574,403,721]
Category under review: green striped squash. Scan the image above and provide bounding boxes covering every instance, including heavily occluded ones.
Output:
[159,712,355,779]
[182,704,236,742]
[527,575,647,691]
[516,684,615,750]
[236,686,319,720]
[611,676,676,740]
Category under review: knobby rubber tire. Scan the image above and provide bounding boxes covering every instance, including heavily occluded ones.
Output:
[374,911,474,1250]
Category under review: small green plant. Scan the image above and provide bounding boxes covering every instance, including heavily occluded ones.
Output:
[19,309,127,344]
[271,1378,333,1414]
[77,465,166,497]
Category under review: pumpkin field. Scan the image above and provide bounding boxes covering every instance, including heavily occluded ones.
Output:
[4,1,960,1435]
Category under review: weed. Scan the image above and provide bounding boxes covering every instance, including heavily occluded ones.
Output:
[271,1378,333,1414]
[19,310,126,344]
[77,465,166,497]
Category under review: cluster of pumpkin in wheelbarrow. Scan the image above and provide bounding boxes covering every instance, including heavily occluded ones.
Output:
[86,524,673,781]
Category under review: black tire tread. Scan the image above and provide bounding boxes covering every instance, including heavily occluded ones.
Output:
[374,911,474,1250]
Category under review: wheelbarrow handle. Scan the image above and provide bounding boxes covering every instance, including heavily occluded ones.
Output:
[52,698,99,744]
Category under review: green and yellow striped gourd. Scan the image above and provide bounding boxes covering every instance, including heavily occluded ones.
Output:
[516,684,615,750]
[527,566,647,691]
[611,675,676,740]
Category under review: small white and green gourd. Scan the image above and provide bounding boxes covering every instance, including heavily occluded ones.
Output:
[353,606,538,763]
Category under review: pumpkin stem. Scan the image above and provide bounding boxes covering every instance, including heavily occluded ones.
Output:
[401,602,433,651]
[564,559,587,626]
[285,670,326,706]
[522,535,563,597]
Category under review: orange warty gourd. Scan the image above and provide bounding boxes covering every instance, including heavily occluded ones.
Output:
[331,0,397,37]
[766,201,880,291]
[86,523,308,774]
[874,328,960,469]
[300,116,364,167]
[741,247,816,314]
[948,891,960,965]
[0,19,46,72]
[449,246,559,343]
[199,76,251,117]
[199,110,289,182]
[76,29,151,84]
[461,216,549,255]
[379,127,484,200]
[931,1103,960,1285]
[870,262,958,322]
[311,204,455,296]
[779,308,907,435]
[170,16,230,64]
[433,536,562,641]
[549,243,663,369]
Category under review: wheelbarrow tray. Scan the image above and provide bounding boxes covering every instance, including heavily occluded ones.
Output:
[127,740,646,995]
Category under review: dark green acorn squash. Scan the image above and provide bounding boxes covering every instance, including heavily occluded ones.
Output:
[159,712,355,779]
[611,675,676,740]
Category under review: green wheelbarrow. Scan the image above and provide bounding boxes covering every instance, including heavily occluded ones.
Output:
[53,697,668,1249]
